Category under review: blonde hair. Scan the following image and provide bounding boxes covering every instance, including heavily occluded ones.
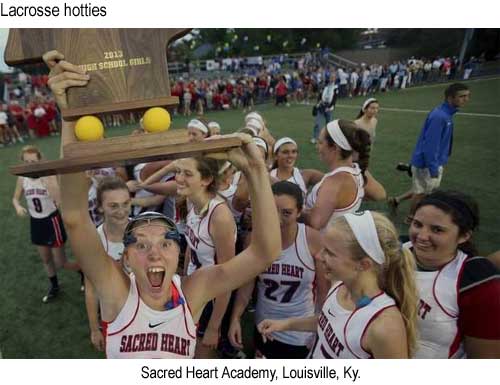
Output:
[333,212,418,357]
[20,145,43,161]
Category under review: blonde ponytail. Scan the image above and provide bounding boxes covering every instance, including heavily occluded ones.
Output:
[332,212,419,357]
[372,213,418,357]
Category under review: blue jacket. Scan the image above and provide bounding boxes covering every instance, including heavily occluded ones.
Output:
[410,102,457,177]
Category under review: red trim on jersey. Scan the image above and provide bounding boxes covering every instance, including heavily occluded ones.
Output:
[295,225,315,272]
[317,169,362,216]
[432,256,464,319]
[51,215,63,247]
[107,281,140,336]
[171,278,196,339]
[343,291,385,359]
[312,275,317,304]
[447,323,463,358]
[182,303,196,339]
[359,304,397,357]
[205,201,225,248]
[101,320,109,358]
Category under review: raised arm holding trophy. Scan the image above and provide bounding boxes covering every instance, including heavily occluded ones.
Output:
[5,28,242,177]
[4,29,282,358]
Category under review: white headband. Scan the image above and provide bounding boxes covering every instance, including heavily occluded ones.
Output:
[344,211,385,265]
[208,121,221,131]
[362,98,377,111]
[273,137,297,154]
[326,120,352,151]
[188,119,208,134]
[246,118,263,135]
[253,137,268,155]
[218,161,232,175]
[245,112,264,125]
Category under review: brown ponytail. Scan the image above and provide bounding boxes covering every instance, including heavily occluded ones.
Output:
[325,119,371,182]
[349,127,371,181]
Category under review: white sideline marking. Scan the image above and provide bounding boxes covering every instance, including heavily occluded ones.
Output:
[336,104,500,118]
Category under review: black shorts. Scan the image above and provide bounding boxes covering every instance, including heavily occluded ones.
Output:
[30,210,67,247]
[196,292,236,339]
[254,327,310,358]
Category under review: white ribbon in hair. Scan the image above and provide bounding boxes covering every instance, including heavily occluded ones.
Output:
[245,112,264,125]
[344,211,385,265]
[326,120,352,151]
[253,137,268,155]
[218,161,232,175]
[362,98,377,111]
[246,118,263,135]
[208,121,221,131]
[187,119,208,134]
[273,137,297,154]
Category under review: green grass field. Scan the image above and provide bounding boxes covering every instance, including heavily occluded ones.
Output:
[0,78,499,358]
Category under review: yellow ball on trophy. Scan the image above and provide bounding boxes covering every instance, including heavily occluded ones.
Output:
[74,116,104,141]
[142,107,171,133]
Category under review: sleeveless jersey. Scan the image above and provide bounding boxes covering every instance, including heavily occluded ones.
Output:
[270,167,307,196]
[310,283,396,359]
[218,183,243,224]
[103,274,196,358]
[97,224,125,262]
[185,197,236,276]
[231,171,242,188]
[22,177,57,219]
[404,242,468,358]
[305,163,364,226]
[255,223,316,346]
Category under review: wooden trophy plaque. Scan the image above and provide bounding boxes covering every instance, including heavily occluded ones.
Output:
[6,29,242,177]
[5,28,190,120]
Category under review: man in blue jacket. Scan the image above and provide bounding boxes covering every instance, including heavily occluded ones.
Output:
[388,83,470,216]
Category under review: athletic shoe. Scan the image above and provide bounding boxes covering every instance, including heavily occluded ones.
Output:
[310,138,317,144]
[396,162,412,177]
[42,286,59,303]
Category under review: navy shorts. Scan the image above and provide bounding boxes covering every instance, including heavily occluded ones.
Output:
[254,327,310,358]
[30,210,67,247]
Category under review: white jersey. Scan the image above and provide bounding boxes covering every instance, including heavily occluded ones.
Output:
[404,242,468,358]
[103,274,196,358]
[311,283,396,359]
[185,197,236,275]
[97,224,125,262]
[255,223,316,346]
[305,163,364,227]
[22,177,57,219]
[218,183,243,223]
[231,171,242,188]
[270,167,307,196]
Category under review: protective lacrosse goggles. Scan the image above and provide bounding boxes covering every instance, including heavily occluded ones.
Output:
[123,211,181,247]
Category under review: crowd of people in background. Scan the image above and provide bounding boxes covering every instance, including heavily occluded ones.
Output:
[169,54,482,116]
[0,51,481,149]
[6,48,500,360]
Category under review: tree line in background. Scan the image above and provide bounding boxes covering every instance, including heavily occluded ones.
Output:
[169,29,362,60]
[383,29,500,60]
[168,28,500,62]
